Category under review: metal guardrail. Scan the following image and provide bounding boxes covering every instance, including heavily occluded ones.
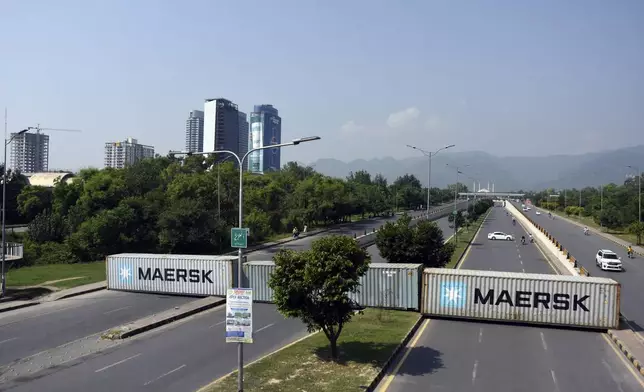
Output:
[2,243,24,259]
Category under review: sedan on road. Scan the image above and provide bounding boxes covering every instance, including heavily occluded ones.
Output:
[488,232,514,241]
[535,211,541,215]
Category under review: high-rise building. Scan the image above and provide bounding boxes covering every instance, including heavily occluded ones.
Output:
[104,137,155,169]
[238,111,249,169]
[248,105,281,174]
[203,98,240,160]
[10,132,49,173]
[185,110,204,153]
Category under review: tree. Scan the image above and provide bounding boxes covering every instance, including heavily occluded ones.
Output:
[18,186,53,221]
[598,206,623,232]
[375,214,455,267]
[627,221,644,245]
[268,235,370,361]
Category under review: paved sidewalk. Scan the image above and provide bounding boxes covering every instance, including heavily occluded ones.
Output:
[607,327,644,376]
[535,206,644,255]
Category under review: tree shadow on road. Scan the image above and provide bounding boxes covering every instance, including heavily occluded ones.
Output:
[2,287,54,301]
[390,345,445,376]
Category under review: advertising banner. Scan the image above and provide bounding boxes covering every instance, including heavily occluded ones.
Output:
[249,118,264,173]
[225,288,254,343]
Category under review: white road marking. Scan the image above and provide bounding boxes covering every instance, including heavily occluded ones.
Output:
[94,353,142,373]
[522,268,526,272]
[551,369,560,391]
[143,364,186,386]
[472,360,479,385]
[255,323,275,333]
[601,360,626,392]
[478,328,483,343]
[0,337,18,345]
[208,321,225,329]
[103,306,131,315]
[540,332,548,351]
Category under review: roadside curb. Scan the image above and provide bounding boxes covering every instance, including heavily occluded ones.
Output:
[536,207,644,257]
[607,330,644,376]
[106,297,226,340]
[45,282,108,301]
[365,315,426,392]
[0,301,40,313]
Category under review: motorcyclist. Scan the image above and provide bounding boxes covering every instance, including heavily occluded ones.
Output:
[521,235,526,245]
[512,217,516,226]
[627,245,634,258]
[292,227,300,238]
[583,226,589,235]
[529,233,534,243]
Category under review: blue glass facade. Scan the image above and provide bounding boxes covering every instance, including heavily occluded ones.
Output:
[248,105,281,173]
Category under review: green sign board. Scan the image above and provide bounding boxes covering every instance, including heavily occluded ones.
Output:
[231,228,248,249]
[453,210,458,215]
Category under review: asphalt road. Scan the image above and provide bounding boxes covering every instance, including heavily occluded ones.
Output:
[0,206,443,368]
[0,290,196,366]
[246,203,465,262]
[1,303,308,392]
[379,206,644,392]
[366,216,453,263]
[515,202,644,335]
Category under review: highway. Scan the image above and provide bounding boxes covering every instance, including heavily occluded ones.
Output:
[517,202,644,336]
[0,204,461,391]
[0,208,437,368]
[366,216,453,263]
[1,303,307,392]
[378,205,644,392]
[246,203,465,262]
[0,290,196,366]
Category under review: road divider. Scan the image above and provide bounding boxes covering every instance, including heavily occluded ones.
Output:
[505,202,581,276]
[101,296,226,340]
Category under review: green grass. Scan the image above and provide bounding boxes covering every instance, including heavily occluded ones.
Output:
[545,208,638,244]
[445,212,489,269]
[6,262,106,289]
[204,309,419,392]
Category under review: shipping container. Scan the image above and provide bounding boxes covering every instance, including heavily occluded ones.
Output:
[350,263,423,310]
[243,260,277,302]
[421,268,620,329]
[106,253,238,296]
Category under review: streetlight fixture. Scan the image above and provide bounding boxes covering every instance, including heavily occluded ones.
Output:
[170,135,320,392]
[627,165,642,223]
[1,128,29,298]
[406,144,455,215]
[446,163,471,239]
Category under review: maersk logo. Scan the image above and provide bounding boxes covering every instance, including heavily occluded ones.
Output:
[440,282,467,308]
[118,264,133,283]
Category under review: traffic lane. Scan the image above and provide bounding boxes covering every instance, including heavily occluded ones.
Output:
[365,217,453,264]
[0,290,196,366]
[518,203,644,331]
[247,205,465,262]
[382,208,644,392]
[5,303,308,392]
[464,207,554,274]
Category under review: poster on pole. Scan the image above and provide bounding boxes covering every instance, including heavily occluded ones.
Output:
[225,288,253,343]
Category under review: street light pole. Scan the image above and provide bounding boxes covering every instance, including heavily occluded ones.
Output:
[446,164,470,239]
[627,165,642,223]
[406,144,455,215]
[170,135,320,392]
[1,129,29,298]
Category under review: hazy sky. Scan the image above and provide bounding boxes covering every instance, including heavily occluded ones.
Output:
[1,0,643,171]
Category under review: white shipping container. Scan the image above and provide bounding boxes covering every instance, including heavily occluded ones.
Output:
[106,253,237,296]
[421,268,620,329]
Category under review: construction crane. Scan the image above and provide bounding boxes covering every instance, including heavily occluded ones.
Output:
[26,124,82,134]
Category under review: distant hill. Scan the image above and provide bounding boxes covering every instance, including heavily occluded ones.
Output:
[307,145,644,191]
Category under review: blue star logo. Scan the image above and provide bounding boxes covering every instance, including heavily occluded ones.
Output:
[118,264,133,283]
[440,282,467,308]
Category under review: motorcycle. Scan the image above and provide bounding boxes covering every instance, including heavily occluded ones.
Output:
[627,250,635,259]
[521,237,526,245]
[583,230,590,236]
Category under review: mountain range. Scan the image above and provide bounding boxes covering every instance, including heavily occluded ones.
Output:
[306,145,644,192]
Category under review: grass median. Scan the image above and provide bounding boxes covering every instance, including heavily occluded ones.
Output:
[203,309,419,392]
[445,212,488,269]
[6,262,105,289]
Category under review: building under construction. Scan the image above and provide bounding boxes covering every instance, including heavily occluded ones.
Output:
[10,132,49,173]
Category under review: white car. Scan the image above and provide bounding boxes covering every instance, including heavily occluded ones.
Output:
[535,211,541,215]
[595,249,623,271]
[488,232,514,241]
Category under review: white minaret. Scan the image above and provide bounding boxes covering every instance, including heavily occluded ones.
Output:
[492,183,495,193]
[478,182,481,192]
[487,181,490,191]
